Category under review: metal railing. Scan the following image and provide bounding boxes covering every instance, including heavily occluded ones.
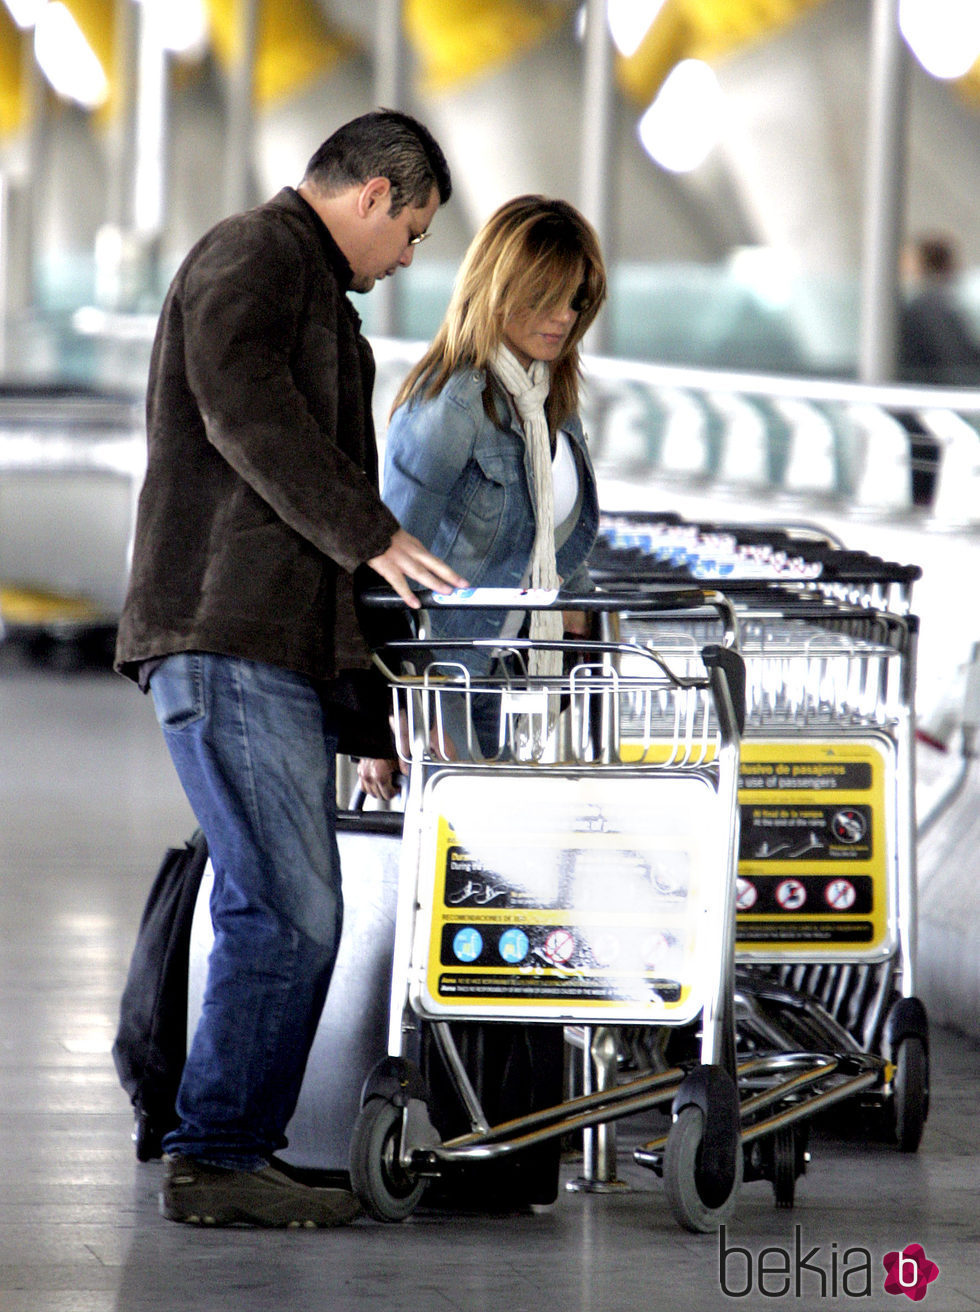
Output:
[3,341,980,622]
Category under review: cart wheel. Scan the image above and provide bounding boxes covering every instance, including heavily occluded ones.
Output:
[663,1105,742,1233]
[893,1036,928,1153]
[349,1098,427,1222]
[771,1126,796,1209]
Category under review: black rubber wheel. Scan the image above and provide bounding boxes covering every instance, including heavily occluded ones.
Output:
[348,1099,427,1222]
[893,1036,928,1153]
[663,1105,742,1233]
[771,1126,796,1208]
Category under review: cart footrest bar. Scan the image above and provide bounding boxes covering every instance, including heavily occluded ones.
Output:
[412,1073,687,1167]
[439,1064,687,1152]
[633,1053,884,1173]
[739,1065,883,1147]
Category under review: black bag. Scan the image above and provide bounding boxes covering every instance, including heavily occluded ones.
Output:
[112,830,209,1160]
[318,667,396,760]
[420,1021,565,1209]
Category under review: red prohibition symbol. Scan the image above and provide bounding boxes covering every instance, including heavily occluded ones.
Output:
[543,928,576,964]
[824,878,857,910]
[775,878,807,911]
[736,878,758,911]
[831,808,866,843]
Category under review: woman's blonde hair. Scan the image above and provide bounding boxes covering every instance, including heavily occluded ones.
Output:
[391,195,607,434]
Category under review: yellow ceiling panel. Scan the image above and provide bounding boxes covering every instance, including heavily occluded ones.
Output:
[60,0,115,75]
[616,1,690,109]
[60,0,117,116]
[206,0,353,105]
[619,0,832,105]
[0,8,25,135]
[956,57,980,105]
[405,0,566,93]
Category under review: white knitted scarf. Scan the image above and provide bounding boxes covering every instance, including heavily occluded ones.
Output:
[490,343,564,679]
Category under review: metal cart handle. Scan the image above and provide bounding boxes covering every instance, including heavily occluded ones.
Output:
[360,584,740,649]
[359,585,746,746]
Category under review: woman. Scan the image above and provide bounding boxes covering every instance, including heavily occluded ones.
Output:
[359,195,607,796]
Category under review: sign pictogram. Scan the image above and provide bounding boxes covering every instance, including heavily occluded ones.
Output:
[736,878,758,911]
[542,928,576,965]
[775,878,807,911]
[452,927,483,963]
[832,808,867,843]
[498,928,529,964]
[824,878,857,910]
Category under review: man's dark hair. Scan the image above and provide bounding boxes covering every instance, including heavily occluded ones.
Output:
[303,109,451,215]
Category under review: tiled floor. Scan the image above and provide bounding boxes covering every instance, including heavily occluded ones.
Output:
[1,659,978,1312]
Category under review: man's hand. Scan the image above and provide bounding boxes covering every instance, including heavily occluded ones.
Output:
[368,528,467,609]
[358,711,458,798]
[357,756,402,801]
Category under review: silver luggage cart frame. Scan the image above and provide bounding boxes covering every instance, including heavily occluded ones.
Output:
[351,587,750,1231]
[349,587,888,1232]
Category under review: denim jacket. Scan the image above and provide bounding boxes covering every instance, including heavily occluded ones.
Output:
[383,366,599,652]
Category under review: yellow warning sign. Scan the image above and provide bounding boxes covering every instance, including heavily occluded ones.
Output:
[412,771,723,1022]
[735,737,895,958]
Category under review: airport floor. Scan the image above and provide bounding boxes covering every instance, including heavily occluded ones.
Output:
[1,655,978,1312]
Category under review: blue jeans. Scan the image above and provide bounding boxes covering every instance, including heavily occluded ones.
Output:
[150,652,343,1170]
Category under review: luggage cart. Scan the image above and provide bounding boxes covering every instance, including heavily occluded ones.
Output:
[592,512,928,1199]
[348,588,884,1233]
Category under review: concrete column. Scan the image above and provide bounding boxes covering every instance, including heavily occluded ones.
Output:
[858,0,910,383]
[372,0,406,338]
[579,0,613,354]
[105,0,138,232]
[0,24,46,329]
[222,0,259,217]
[95,0,168,310]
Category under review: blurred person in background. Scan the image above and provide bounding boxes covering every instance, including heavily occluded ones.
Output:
[897,233,980,506]
[900,232,980,386]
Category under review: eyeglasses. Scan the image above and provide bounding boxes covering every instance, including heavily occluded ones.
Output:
[408,230,430,246]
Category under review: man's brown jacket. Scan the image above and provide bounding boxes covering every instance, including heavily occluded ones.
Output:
[115,188,399,685]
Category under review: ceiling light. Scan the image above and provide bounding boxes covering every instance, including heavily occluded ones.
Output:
[899,0,980,80]
[0,0,46,28]
[138,0,208,56]
[638,59,723,174]
[607,0,666,57]
[34,2,108,109]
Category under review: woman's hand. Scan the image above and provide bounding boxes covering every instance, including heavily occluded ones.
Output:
[562,609,589,637]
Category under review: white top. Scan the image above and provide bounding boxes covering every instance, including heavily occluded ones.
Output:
[552,429,580,531]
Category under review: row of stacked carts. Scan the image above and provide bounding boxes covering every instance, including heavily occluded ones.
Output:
[590,512,928,1214]
[346,511,928,1232]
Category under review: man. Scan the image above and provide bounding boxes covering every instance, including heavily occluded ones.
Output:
[115,110,464,1227]
[896,233,980,505]
[900,233,980,386]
